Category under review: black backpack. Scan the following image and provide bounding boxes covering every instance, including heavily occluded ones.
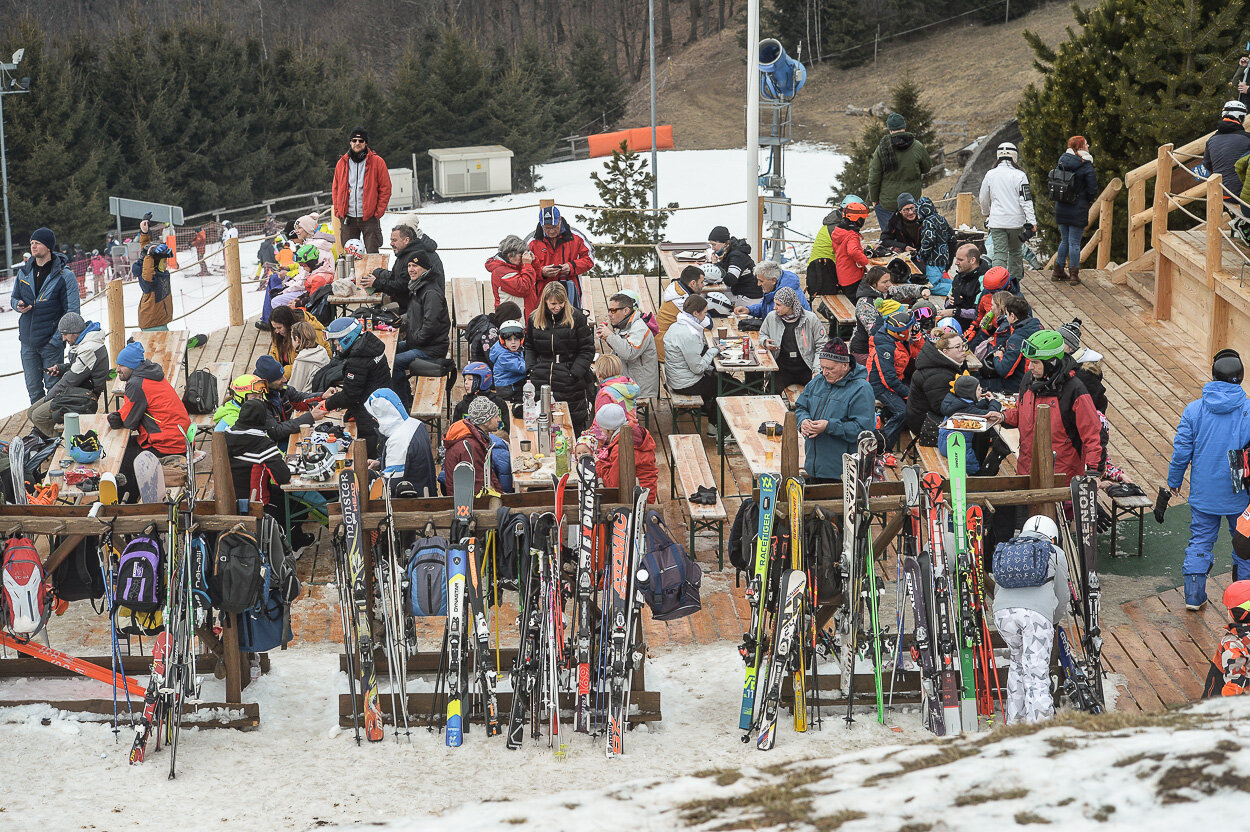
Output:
[728,498,758,576]
[210,529,265,614]
[464,313,499,365]
[49,535,106,602]
[1047,165,1079,204]
[803,505,843,601]
[639,509,702,620]
[495,507,529,584]
[261,515,300,604]
[299,284,335,328]
[308,357,346,394]
[182,368,219,415]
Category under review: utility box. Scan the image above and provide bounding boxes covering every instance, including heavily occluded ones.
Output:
[429,146,514,198]
[388,168,417,210]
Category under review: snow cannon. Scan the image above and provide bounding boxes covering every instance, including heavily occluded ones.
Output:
[758,39,805,101]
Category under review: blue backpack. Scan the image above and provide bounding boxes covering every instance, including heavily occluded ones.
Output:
[992,535,1054,589]
[406,536,448,617]
[640,509,702,621]
[239,516,295,653]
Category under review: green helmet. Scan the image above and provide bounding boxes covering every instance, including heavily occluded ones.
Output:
[294,243,321,265]
[1022,329,1065,361]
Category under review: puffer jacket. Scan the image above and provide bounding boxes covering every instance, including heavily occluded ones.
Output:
[603,309,659,399]
[760,309,824,373]
[1169,381,1250,514]
[596,419,659,502]
[11,250,79,349]
[367,389,437,498]
[905,340,965,434]
[662,312,717,390]
[793,363,876,479]
[441,419,501,495]
[323,331,390,438]
[1204,119,1250,197]
[1053,149,1099,227]
[868,329,912,398]
[489,341,528,389]
[946,262,988,324]
[656,279,693,362]
[525,308,595,405]
[107,360,191,455]
[715,237,760,299]
[850,281,927,354]
[399,273,450,359]
[373,236,446,300]
[867,132,932,210]
[48,322,109,399]
[135,231,173,330]
[486,254,539,319]
[288,345,331,393]
[529,219,595,298]
[830,225,869,288]
[937,391,1003,474]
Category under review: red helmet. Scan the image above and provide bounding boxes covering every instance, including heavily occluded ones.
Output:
[842,202,869,223]
[1223,580,1250,610]
[983,266,1011,291]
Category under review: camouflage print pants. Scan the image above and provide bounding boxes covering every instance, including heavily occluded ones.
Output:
[993,607,1054,725]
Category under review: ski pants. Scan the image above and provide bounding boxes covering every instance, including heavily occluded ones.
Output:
[989,227,1024,284]
[876,388,907,452]
[993,607,1053,725]
[21,340,64,404]
[1183,508,1250,601]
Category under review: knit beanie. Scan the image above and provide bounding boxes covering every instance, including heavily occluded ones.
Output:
[30,227,56,251]
[236,399,269,429]
[596,403,628,432]
[466,396,500,426]
[817,337,851,363]
[117,341,145,369]
[708,225,731,244]
[884,309,913,337]
[57,312,86,336]
[896,192,917,209]
[349,126,368,143]
[1058,317,1083,354]
[254,355,285,383]
[874,298,903,318]
[886,113,907,131]
[295,213,319,236]
[952,373,980,401]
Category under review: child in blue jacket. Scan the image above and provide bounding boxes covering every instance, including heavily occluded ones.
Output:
[938,373,1003,474]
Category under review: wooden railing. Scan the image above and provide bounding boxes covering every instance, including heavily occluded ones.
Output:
[1043,177,1123,271]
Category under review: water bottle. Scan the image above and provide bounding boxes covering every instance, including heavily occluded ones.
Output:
[523,380,537,431]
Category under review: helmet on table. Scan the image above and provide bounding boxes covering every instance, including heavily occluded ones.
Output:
[700,264,723,285]
[68,431,103,464]
[705,291,734,317]
[1021,330,1066,362]
[1021,514,1059,542]
[326,317,363,352]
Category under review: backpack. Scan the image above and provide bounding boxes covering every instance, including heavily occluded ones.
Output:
[464,313,499,365]
[1047,164,1080,204]
[803,506,842,600]
[494,507,529,584]
[261,515,300,604]
[639,509,702,621]
[114,532,164,612]
[308,357,346,394]
[1,536,51,635]
[992,535,1054,589]
[299,284,335,328]
[405,536,448,617]
[210,529,265,614]
[49,535,105,602]
[728,497,758,575]
[239,589,289,653]
[182,368,219,415]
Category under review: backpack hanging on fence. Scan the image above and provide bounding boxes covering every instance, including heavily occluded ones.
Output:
[182,369,219,415]
[639,509,702,621]
[49,535,106,603]
[1047,165,1079,204]
[261,515,300,605]
[992,534,1054,589]
[405,536,448,617]
[210,527,265,615]
[114,530,164,612]
[727,497,759,576]
[494,507,529,584]
[803,505,843,600]
[1,536,52,636]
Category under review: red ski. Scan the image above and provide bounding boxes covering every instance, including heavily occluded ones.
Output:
[0,631,146,698]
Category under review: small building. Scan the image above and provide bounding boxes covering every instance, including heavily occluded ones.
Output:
[429,146,514,199]
[388,168,417,211]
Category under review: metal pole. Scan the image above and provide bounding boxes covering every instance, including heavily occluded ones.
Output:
[0,85,12,280]
[649,0,659,280]
[746,0,760,260]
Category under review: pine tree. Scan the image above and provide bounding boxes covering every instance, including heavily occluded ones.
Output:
[571,31,624,131]
[486,58,558,190]
[833,77,939,204]
[576,142,677,275]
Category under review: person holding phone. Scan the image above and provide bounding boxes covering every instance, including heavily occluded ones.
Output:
[12,227,80,403]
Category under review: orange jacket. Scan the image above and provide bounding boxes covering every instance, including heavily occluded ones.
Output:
[596,419,658,502]
[332,150,392,221]
[830,226,869,288]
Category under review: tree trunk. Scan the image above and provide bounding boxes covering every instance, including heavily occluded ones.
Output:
[660,0,673,47]
[686,0,700,44]
[718,0,726,31]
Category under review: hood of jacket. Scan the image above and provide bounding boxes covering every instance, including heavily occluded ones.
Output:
[1216,118,1246,135]
[833,361,869,388]
[443,418,487,448]
[855,280,883,303]
[915,197,938,222]
[75,321,104,346]
[1202,380,1249,414]
[485,255,521,281]
[662,279,691,304]
[1058,150,1086,172]
[344,329,386,360]
[600,376,640,407]
[130,359,166,383]
[891,132,915,151]
[413,233,439,254]
[830,225,862,245]
[914,339,959,373]
[366,389,409,436]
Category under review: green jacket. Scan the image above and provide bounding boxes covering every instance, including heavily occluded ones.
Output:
[1236,153,1250,206]
[808,222,834,265]
[867,133,932,211]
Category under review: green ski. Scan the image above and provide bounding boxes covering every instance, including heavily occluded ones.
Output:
[946,431,979,731]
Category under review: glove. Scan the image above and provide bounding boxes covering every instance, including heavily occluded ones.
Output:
[1019,225,1035,243]
[107,412,123,430]
[371,268,388,281]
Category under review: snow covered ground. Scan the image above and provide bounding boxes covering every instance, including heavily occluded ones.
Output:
[0,144,845,418]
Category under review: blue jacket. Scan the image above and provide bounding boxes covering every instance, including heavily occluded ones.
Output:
[867,328,910,399]
[489,340,528,388]
[1169,381,1250,515]
[11,250,80,349]
[744,270,810,318]
[794,362,876,479]
[992,315,1042,388]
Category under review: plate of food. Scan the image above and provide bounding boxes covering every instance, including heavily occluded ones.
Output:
[940,414,991,432]
[674,249,709,261]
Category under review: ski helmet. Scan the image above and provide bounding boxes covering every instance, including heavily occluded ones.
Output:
[1223,100,1248,122]
[1021,514,1059,541]
[700,264,723,285]
[326,316,363,352]
[295,243,321,266]
[498,319,525,340]
[229,374,266,401]
[1022,330,1066,362]
[68,431,103,464]
[706,291,735,317]
[222,220,233,228]
[840,194,865,208]
[1213,348,1244,384]
[997,142,1019,163]
[149,243,172,260]
[344,239,366,257]
[462,361,494,394]
[842,201,870,223]
[982,266,1011,291]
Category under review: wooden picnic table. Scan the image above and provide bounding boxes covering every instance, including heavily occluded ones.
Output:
[374,328,399,369]
[328,292,382,306]
[715,395,804,488]
[656,242,712,284]
[508,401,572,491]
[705,314,778,398]
[816,293,857,327]
[282,420,355,493]
[48,415,129,501]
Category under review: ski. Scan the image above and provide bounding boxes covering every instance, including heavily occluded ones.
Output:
[546,472,570,754]
[945,432,979,730]
[605,506,632,756]
[1071,476,1104,705]
[755,570,807,750]
[920,471,963,735]
[966,505,1002,719]
[607,486,649,757]
[739,472,778,734]
[9,435,25,505]
[128,631,169,764]
[0,631,145,697]
[505,514,537,749]
[901,554,945,735]
[785,477,807,733]
[464,523,501,736]
[446,461,475,747]
[574,455,598,734]
[338,469,384,742]
[1056,626,1103,713]
[852,431,884,725]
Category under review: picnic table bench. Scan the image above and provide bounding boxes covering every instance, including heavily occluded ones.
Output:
[47,415,129,502]
[668,434,727,568]
[815,294,857,330]
[449,276,488,365]
[715,394,802,494]
[706,318,778,397]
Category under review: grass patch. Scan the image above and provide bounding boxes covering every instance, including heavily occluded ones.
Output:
[503,819,527,826]
[680,769,834,831]
[1014,811,1051,824]
[862,744,982,786]
[1092,805,1116,822]
[1045,737,1079,757]
[1154,750,1250,805]
[813,810,868,831]
[1055,797,1074,807]
[1113,752,1164,768]
[953,787,1028,807]
[692,768,744,787]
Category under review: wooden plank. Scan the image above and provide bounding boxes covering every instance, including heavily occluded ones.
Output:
[450,276,484,330]
[47,414,130,500]
[669,434,726,521]
[1120,601,1205,701]
[817,293,857,325]
[1100,628,1164,713]
[717,395,803,476]
[1108,625,1188,707]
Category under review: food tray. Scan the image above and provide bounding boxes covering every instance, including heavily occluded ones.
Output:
[673,249,708,261]
[940,414,990,433]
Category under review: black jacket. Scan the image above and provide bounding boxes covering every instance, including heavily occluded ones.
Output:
[224,424,292,504]
[373,235,446,300]
[1076,364,1108,414]
[1053,151,1099,227]
[399,274,450,360]
[323,331,389,437]
[850,280,882,355]
[1203,120,1250,196]
[906,340,965,434]
[525,308,595,404]
[946,260,988,324]
[262,387,315,444]
[880,213,922,251]
[717,237,760,299]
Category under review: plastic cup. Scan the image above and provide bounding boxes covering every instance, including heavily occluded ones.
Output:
[520,439,532,453]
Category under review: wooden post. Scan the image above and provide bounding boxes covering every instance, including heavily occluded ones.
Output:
[1210,295,1231,364]
[781,411,799,481]
[1205,172,1224,289]
[539,197,555,211]
[1097,183,1116,270]
[617,422,636,505]
[1154,252,1174,321]
[106,277,125,364]
[224,237,244,327]
[1127,179,1146,265]
[955,191,973,228]
[1027,404,1056,522]
[1151,143,1173,252]
[210,432,244,702]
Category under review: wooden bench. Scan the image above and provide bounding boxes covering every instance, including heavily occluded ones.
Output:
[449,276,484,366]
[916,444,949,476]
[1108,491,1153,558]
[410,374,447,438]
[191,361,236,428]
[668,434,728,569]
[661,367,706,434]
[781,384,804,410]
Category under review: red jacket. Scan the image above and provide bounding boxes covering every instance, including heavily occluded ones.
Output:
[332,150,392,221]
[485,256,539,319]
[529,224,594,297]
[596,419,658,502]
[441,420,500,494]
[111,361,191,455]
[830,226,869,288]
[1007,371,1103,477]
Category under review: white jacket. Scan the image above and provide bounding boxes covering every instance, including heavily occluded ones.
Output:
[978,161,1036,229]
[604,311,660,399]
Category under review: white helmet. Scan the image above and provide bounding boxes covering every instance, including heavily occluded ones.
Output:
[1021,514,1059,542]
[1223,100,1248,122]
[344,239,366,257]
[706,291,734,317]
[222,220,233,228]
[701,264,724,285]
[996,142,1018,164]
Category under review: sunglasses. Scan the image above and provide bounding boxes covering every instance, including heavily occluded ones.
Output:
[350,138,366,144]
[607,307,625,314]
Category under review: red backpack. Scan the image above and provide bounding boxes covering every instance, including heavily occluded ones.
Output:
[1,537,51,636]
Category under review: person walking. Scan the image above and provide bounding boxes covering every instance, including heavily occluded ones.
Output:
[979,142,1036,284]
[1050,136,1099,284]
[867,113,932,231]
[193,227,209,276]
[332,127,392,253]
[1169,349,1250,609]
[12,227,79,404]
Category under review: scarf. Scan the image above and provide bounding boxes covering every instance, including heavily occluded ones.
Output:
[348,146,368,163]
[774,286,802,322]
[676,310,708,336]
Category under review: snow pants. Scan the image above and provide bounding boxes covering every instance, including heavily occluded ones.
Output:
[993,607,1054,725]
[989,228,1024,285]
[1183,508,1250,606]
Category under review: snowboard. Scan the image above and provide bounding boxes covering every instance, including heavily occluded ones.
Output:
[134,450,166,504]
[9,435,25,505]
